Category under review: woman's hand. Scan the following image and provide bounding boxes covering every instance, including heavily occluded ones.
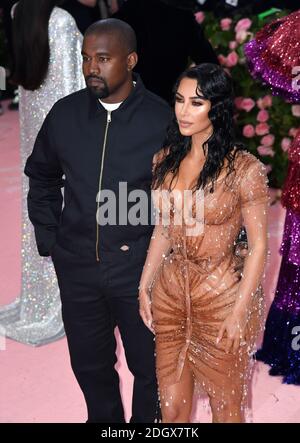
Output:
[138,287,155,334]
[216,307,249,354]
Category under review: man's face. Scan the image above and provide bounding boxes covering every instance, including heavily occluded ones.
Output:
[82,33,131,101]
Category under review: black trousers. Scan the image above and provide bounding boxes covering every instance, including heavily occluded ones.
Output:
[51,243,159,423]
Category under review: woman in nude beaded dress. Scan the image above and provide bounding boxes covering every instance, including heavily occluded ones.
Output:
[139,63,269,423]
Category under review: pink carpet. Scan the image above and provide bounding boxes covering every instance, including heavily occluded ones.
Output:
[0,100,299,423]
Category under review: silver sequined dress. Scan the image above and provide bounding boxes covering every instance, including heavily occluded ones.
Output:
[0,7,85,346]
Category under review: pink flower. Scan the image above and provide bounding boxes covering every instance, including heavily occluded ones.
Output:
[234,97,244,110]
[240,98,255,112]
[292,105,300,117]
[256,98,264,109]
[243,124,255,138]
[281,137,292,152]
[229,41,238,50]
[261,134,275,146]
[235,18,252,33]
[220,18,232,31]
[235,30,248,44]
[257,95,273,109]
[226,51,239,67]
[256,123,270,136]
[195,11,205,24]
[218,54,227,66]
[262,95,273,108]
[289,127,299,137]
[257,110,269,123]
[257,146,275,157]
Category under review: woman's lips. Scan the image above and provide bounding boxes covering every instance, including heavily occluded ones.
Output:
[179,120,193,128]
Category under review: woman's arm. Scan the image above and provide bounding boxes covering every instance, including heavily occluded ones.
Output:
[108,0,119,14]
[139,223,172,293]
[217,160,269,353]
[139,152,172,332]
[233,200,268,314]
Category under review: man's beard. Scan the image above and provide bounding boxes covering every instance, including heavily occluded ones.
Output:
[85,76,110,99]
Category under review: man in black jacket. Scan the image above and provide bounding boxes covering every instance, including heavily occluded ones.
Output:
[24,19,171,423]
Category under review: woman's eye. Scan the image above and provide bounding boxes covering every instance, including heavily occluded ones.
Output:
[175,97,183,102]
[192,101,202,106]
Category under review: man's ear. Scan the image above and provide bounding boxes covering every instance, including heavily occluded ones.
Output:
[127,52,138,71]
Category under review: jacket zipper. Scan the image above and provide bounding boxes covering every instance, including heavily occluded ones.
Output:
[96,110,111,261]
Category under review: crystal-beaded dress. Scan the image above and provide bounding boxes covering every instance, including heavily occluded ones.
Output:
[0,7,85,346]
[150,150,269,420]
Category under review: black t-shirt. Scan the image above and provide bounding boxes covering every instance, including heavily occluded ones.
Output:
[62,0,101,34]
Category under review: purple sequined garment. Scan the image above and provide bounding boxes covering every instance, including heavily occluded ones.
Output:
[248,10,300,385]
[256,210,300,384]
[276,211,300,313]
[244,39,300,103]
[244,10,300,103]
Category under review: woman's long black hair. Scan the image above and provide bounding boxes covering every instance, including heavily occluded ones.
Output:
[152,63,246,193]
[12,0,63,91]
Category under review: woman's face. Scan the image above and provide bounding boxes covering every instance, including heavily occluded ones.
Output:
[175,77,212,137]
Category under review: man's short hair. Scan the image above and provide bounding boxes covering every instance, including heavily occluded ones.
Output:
[85,18,137,54]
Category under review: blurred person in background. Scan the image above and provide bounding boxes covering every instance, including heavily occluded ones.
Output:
[62,0,101,33]
[61,0,125,31]
[114,0,219,103]
[0,0,19,112]
[244,9,300,385]
[0,0,85,346]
